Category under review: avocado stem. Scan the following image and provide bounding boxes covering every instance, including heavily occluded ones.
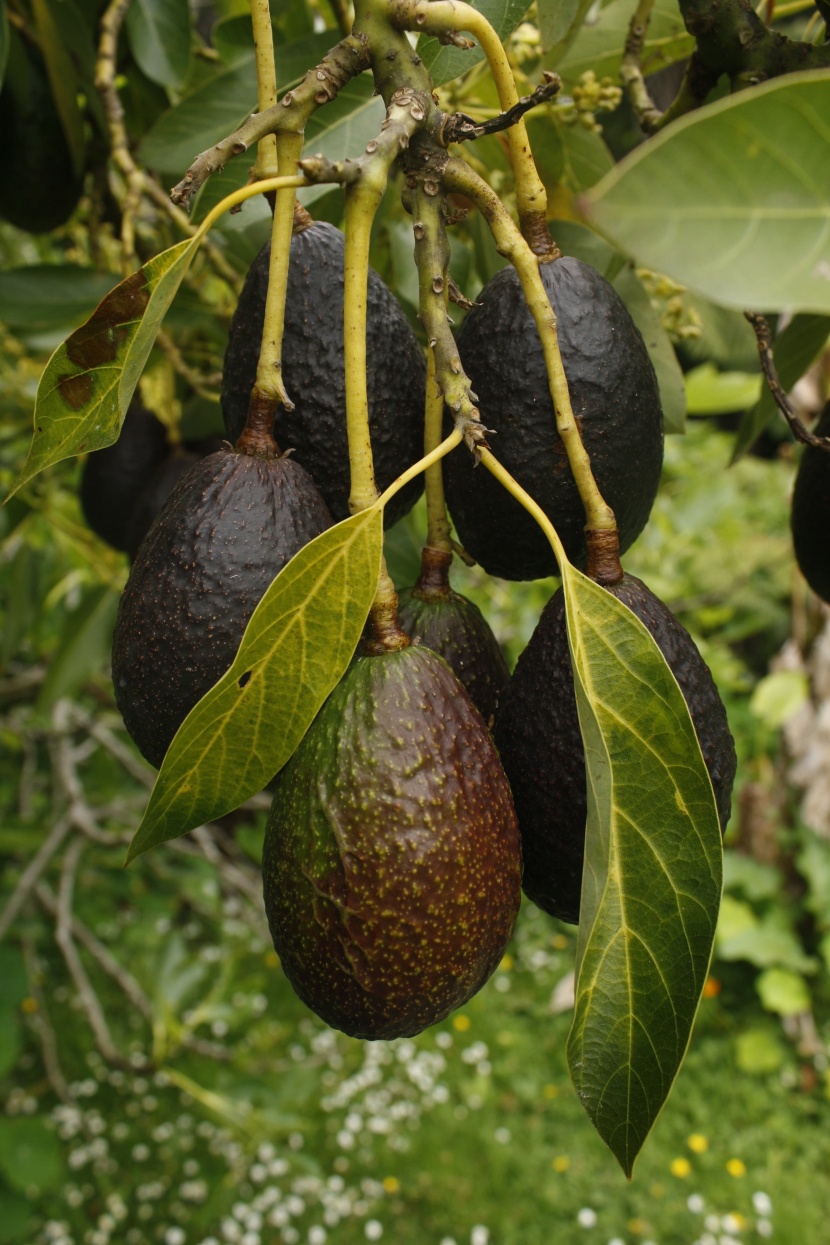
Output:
[250,0,279,180]
[414,546,453,601]
[387,0,555,257]
[235,392,281,458]
[442,156,618,543]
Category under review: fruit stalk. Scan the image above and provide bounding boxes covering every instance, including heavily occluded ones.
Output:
[250,0,279,178]
[388,0,554,256]
[442,155,621,580]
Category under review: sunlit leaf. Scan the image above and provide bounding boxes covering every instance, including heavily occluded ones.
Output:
[551,0,692,79]
[684,364,761,415]
[9,239,197,498]
[417,0,530,87]
[582,73,830,313]
[562,565,722,1176]
[732,314,830,461]
[126,509,383,863]
[126,0,192,90]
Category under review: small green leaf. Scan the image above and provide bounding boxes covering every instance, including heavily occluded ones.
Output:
[126,0,192,90]
[417,0,530,87]
[0,1117,65,1193]
[126,509,383,863]
[36,585,120,710]
[749,669,809,729]
[538,0,594,60]
[756,967,811,1016]
[562,565,722,1177]
[731,314,830,461]
[139,57,257,173]
[684,364,762,415]
[582,73,830,313]
[9,239,198,499]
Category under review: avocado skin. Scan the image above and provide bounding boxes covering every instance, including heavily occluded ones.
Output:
[80,403,170,552]
[263,646,522,1039]
[792,402,830,603]
[494,574,736,924]
[221,222,425,527]
[0,30,83,233]
[124,438,225,560]
[442,256,664,580]
[112,447,332,768]
[396,589,510,727]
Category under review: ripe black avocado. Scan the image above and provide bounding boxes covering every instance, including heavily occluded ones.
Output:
[221,221,426,528]
[262,644,522,1040]
[80,403,169,553]
[111,443,332,768]
[791,401,830,603]
[494,574,736,924]
[442,255,664,580]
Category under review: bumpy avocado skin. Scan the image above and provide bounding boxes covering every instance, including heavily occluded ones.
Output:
[494,575,736,924]
[263,646,522,1040]
[396,589,510,727]
[221,222,425,527]
[443,256,664,580]
[0,30,83,233]
[112,447,332,768]
[80,403,170,552]
[792,402,830,603]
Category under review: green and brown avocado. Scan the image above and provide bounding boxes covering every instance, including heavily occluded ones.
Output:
[263,640,522,1040]
[111,420,333,769]
[494,573,736,924]
[442,255,664,581]
[221,219,426,527]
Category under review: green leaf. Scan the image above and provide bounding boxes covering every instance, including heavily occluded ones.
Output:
[561,565,722,1177]
[732,314,830,461]
[36,585,120,710]
[0,0,9,89]
[139,57,257,173]
[684,364,762,416]
[31,0,87,177]
[0,266,119,333]
[126,0,192,90]
[756,967,811,1016]
[0,1117,65,1193]
[538,0,595,60]
[749,669,809,729]
[552,0,693,79]
[582,73,830,314]
[126,509,383,863]
[417,0,530,87]
[560,121,614,192]
[9,239,198,498]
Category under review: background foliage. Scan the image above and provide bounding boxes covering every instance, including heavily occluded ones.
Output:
[2,0,830,1240]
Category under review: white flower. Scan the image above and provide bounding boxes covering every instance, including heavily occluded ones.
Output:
[365,1222,383,1241]
[471,1229,489,1245]
[687,1194,705,1213]
[752,1192,773,1216]
[577,1209,598,1228]
[757,1223,773,1239]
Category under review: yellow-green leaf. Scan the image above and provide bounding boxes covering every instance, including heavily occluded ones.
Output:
[126,509,384,863]
[9,239,197,499]
[561,565,722,1177]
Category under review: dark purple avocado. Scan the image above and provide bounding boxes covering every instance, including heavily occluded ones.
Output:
[111,445,332,768]
[443,255,664,580]
[263,645,522,1040]
[80,402,169,552]
[221,221,426,528]
[791,400,830,603]
[494,574,736,924]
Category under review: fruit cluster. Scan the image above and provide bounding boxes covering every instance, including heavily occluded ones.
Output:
[79,204,748,1043]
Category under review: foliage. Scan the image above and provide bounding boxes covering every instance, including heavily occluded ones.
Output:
[1,0,829,1230]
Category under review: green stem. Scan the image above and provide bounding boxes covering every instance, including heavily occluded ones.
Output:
[442,156,616,539]
[422,352,453,553]
[250,0,279,178]
[343,186,381,515]
[478,447,568,571]
[389,0,553,256]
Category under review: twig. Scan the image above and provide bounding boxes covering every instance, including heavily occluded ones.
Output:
[745,312,830,450]
[22,937,72,1104]
[442,74,562,143]
[0,815,72,942]
[64,705,156,787]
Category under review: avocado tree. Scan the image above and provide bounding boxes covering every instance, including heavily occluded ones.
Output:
[2,0,829,1185]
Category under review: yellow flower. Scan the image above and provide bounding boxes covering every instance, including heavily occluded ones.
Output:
[453,1014,471,1032]
[551,934,569,950]
[383,1177,400,1194]
[551,1156,570,1172]
[688,1134,708,1154]
[628,1220,647,1235]
[264,950,280,968]
[499,955,514,971]
[542,1084,559,1099]
[20,997,38,1015]
[726,1158,747,1177]
[670,1158,692,1178]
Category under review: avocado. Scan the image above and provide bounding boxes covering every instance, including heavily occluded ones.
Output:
[111,442,332,768]
[0,29,84,233]
[494,574,736,923]
[791,401,830,603]
[442,255,664,580]
[124,437,226,560]
[396,547,509,726]
[262,644,522,1039]
[221,221,426,527]
[80,402,170,552]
